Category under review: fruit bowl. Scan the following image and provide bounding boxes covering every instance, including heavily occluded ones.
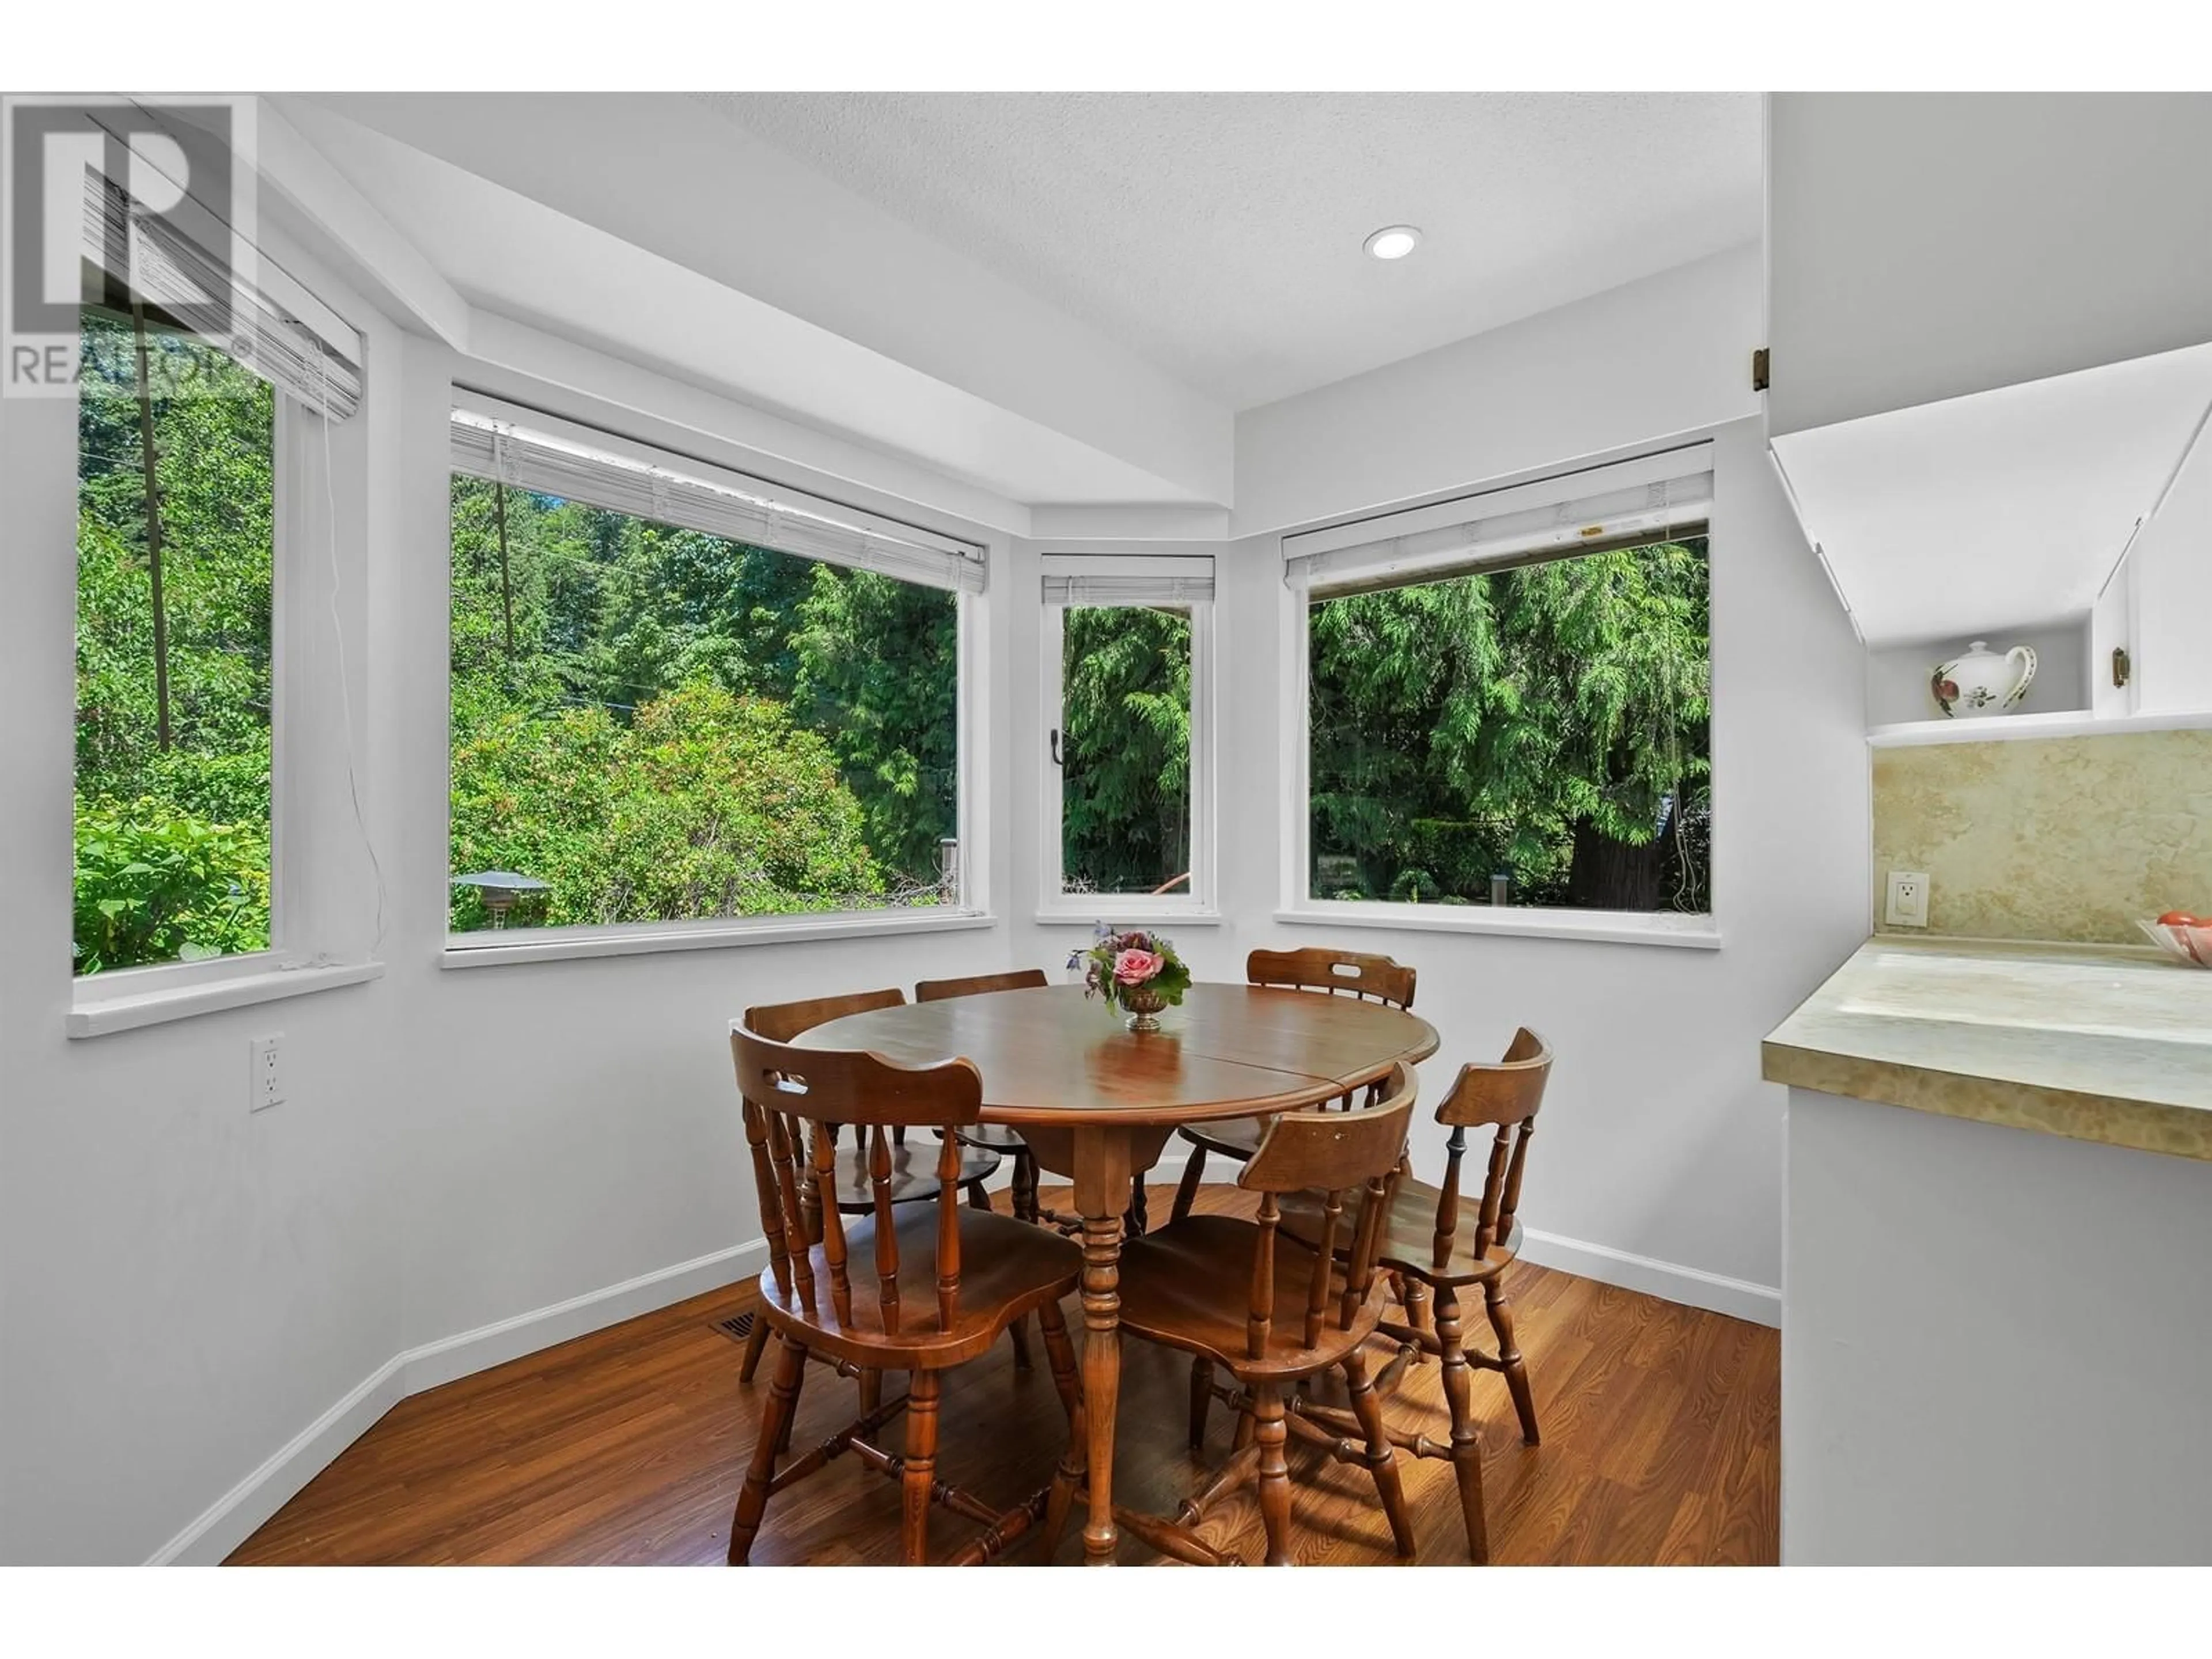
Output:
[2137,918,2212,967]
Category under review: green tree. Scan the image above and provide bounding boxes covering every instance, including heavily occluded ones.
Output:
[1309,538,1710,912]
[73,310,276,971]
[1059,605,1192,895]
[449,680,887,929]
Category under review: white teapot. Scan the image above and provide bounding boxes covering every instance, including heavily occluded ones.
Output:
[1930,641,2036,718]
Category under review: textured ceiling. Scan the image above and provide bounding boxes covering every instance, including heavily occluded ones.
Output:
[694,92,1763,411]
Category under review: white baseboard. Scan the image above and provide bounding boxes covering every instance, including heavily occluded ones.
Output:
[150,1237,767,1566]
[1516,1227,1781,1328]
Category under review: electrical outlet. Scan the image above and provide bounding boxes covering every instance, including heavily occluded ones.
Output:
[249,1034,285,1112]
[1885,871,1930,929]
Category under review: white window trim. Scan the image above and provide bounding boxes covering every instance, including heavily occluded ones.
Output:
[440,392,988,956]
[441,906,996,969]
[70,387,380,1033]
[1037,561,1216,923]
[1278,457,1718,948]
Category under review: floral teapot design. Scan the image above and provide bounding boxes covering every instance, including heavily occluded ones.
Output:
[1931,640,2036,718]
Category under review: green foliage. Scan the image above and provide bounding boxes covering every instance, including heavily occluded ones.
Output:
[449,680,887,930]
[73,797,270,975]
[1059,606,1192,894]
[446,476,958,926]
[1309,539,1711,912]
[73,309,275,972]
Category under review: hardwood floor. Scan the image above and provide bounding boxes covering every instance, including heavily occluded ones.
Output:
[228,1184,1778,1566]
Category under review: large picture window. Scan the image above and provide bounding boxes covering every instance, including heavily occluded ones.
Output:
[1289,448,1712,919]
[446,400,980,940]
[1040,556,1214,915]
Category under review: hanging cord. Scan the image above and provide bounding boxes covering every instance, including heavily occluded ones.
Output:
[313,345,389,960]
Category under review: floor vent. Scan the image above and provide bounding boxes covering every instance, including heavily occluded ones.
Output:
[713,1312,755,1343]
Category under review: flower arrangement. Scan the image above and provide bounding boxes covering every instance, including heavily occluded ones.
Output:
[1068,922,1192,1032]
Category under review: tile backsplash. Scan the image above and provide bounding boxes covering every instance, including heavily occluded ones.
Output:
[1872,728,2212,944]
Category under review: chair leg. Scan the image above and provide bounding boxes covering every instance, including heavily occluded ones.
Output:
[858,1367,882,1415]
[1252,1382,1293,1565]
[901,1369,941,1566]
[1343,1350,1416,1559]
[1396,1273,1434,1364]
[728,1337,805,1563]
[1434,1287,1490,1564]
[1187,1355,1214,1452]
[777,1342,809,1454]
[1484,1274,1539,1446]
[1006,1314,1034,1371]
[1036,1297,1086,1562]
[1013,1149,1039,1225]
[738,1317,772,1384]
[1170,1141,1207,1224]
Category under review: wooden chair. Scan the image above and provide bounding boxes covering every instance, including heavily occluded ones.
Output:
[725,1024,1086,1566]
[1168,947,1419,1226]
[915,968,1055,1229]
[734,988,1010,1390]
[1275,1027,1553,1563]
[1109,1067,1420,1565]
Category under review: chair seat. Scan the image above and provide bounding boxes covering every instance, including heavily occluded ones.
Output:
[1277,1177,1522,1287]
[1175,1113,1272,1162]
[825,1138,1001,1211]
[757,1206,1081,1369]
[1115,1215,1389,1380]
[943,1123,1028,1155]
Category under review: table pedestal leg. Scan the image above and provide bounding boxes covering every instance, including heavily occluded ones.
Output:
[1072,1125,1131,1566]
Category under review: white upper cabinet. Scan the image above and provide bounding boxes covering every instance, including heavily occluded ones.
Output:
[1767,93,2212,440]
[1766,93,2212,669]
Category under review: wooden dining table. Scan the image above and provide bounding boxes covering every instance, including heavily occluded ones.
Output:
[796,979,1440,1565]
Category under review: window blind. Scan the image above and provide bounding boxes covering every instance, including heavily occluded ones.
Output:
[449,403,988,594]
[1284,444,1713,599]
[1041,554,1214,608]
[82,173,363,422]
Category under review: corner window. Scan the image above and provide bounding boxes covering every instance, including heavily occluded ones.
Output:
[1040,555,1214,915]
[70,218,363,984]
[1288,448,1712,918]
[445,397,980,941]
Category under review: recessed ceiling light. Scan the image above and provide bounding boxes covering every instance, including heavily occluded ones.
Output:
[1363,225,1422,261]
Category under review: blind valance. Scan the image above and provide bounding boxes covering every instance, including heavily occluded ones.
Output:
[1285,444,1714,599]
[1040,554,1214,608]
[82,173,363,421]
[450,400,987,594]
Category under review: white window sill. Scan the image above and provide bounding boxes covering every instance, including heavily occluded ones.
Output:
[440,907,997,969]
[1274,903,1722,950]
[1032,906,1223,928]
[69,960,387,1039]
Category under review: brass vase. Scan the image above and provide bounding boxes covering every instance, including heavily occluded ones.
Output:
[1120,986,1168,1033]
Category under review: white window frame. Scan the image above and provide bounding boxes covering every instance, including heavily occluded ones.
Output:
[68,385,386,1035]
[439,392,991,965]
[1277,446,1722,951]
[1037,555,1217,925]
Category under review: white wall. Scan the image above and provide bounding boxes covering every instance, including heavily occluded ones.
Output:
[1767,93,2212,438]
[1232,243,1762,536]
[1786,1088,2212,1563]
[0,285,405,1567]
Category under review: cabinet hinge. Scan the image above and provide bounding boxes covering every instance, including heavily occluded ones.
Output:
[1752,347,1770,392]
[2112,646,2132,689]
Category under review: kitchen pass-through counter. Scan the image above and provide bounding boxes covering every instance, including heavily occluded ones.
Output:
[1766,934,2212,1565]
[1763,935,2212,1161]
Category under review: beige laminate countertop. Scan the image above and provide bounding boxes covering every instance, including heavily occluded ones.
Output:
[1762,937,2212,1162]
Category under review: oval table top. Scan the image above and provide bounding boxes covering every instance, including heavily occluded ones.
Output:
[794,982,1440,1128]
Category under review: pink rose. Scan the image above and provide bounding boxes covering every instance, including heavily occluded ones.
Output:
[1112,948,1164,986]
